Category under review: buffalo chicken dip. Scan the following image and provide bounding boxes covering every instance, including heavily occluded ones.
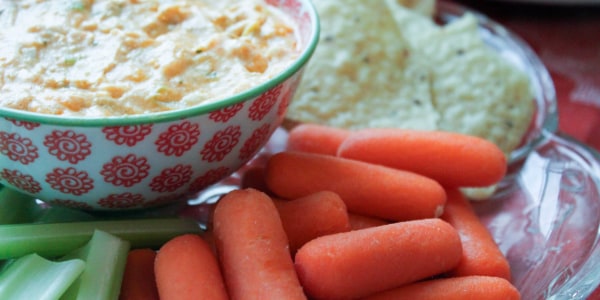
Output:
[0,0,300,116]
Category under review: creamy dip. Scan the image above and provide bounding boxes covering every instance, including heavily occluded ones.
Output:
[0,0,300,117]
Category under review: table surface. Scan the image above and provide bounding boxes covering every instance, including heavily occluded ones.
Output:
[451,1,600,298]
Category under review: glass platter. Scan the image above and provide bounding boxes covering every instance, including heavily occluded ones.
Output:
[184,1,600,299]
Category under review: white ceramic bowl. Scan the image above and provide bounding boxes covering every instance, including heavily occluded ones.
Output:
[0,0,320,211]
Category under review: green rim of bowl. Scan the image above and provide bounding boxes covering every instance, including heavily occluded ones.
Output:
[0,0,320,127]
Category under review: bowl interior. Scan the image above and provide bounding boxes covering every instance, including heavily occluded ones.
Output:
[0,0,321,127]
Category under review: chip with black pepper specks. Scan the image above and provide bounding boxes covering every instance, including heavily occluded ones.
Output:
[287,0,440,131]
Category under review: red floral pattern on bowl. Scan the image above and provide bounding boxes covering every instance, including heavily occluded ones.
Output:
[0,82,296,209]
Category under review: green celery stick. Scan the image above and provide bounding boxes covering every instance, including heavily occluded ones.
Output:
[60,230,130,300]
[0,217,201,259]
[0,186,41,224]
[0,253,84,300]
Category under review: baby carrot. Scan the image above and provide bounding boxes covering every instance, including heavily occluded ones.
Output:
[294,218,463,300]
[337,128,507,187]
[286,123,351,155]
[348,213,389,230]
[119,249,159,300]
[441,188,512,280]
[212,188,306,300]
[273,191,352,254]
[264,151,446,221]
[362,275,521,300]
[154,234,228,300]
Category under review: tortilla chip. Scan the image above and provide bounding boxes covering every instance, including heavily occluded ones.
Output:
[386,5,534,155]
[287,0,439,130]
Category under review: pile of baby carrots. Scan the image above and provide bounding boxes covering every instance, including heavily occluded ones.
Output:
[119,124,521,300]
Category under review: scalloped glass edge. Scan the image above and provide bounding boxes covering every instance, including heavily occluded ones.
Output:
[473,131,600,300]
[541,133,600,300]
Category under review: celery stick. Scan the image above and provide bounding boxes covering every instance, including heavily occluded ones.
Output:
[60,230,130,300]
[0,217,201,259]
[0,186,41,224]
[0,253,84,300]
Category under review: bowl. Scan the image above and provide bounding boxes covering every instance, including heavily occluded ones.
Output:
[0,0,320,211]
[188,1,600,299]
